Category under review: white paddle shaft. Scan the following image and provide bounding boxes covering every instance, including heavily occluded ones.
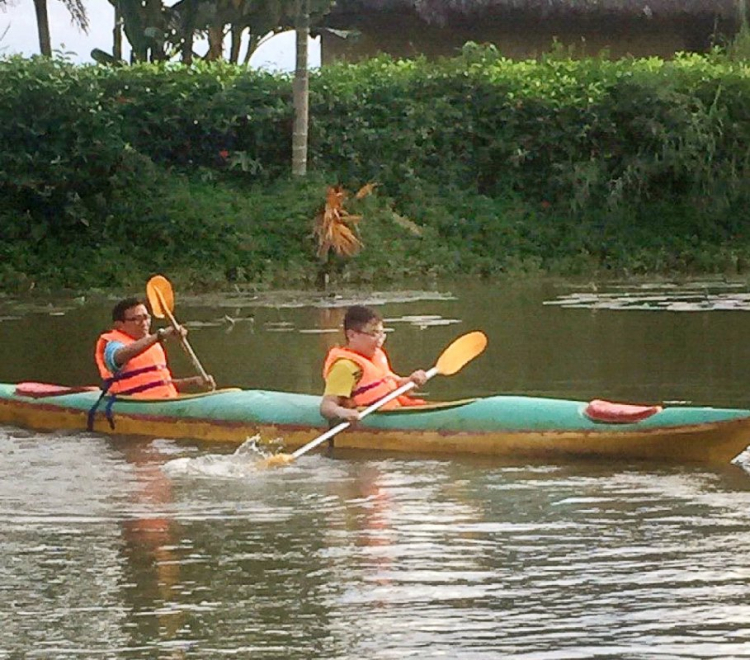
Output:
[291,366,439,459]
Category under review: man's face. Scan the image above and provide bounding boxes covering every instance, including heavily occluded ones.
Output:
[346,321,386,358]
[116,303,152,340]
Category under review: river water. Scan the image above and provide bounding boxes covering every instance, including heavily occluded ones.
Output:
[2,277,750,658]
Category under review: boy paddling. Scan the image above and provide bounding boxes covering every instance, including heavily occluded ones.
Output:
[320,305,428,423]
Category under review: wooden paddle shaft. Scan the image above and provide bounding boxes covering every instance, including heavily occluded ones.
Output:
[153,288,212,383]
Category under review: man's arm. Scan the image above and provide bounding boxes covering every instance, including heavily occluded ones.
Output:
[111,329,168,368]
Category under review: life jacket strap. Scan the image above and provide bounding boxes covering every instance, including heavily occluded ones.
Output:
[115,380,172,396]
[87,365,170,431]
[352,377,389,399]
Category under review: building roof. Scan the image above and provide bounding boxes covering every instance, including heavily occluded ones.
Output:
[327,0,740,25]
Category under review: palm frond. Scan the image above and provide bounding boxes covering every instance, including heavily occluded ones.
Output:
[313,184,367,258]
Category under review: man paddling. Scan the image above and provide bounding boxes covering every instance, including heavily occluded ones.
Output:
[320,305,428,422]
[94,297,215,398]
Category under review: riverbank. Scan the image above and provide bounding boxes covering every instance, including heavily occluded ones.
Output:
[5,170,749,294]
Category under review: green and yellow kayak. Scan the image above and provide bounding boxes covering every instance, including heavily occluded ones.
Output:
[2,382,750,463]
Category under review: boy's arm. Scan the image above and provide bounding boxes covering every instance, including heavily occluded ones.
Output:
[320,359,361,422]
[320,394,360,423]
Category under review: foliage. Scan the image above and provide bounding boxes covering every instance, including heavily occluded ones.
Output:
[0,57,124,240]
[107,0,336,64]
[98,60,292,172]
[2,51,750,290]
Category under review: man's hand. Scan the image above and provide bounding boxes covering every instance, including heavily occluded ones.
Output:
[186,374,215,390]
[160,325,188,341]
[174,374,216,392]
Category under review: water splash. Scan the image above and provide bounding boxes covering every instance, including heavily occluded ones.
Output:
[731,447,750,474]
[162,436,293,479]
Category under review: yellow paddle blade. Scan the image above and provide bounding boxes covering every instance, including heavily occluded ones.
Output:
[146,275,174,319]
[259,453,295,468]
[435,331,488,376]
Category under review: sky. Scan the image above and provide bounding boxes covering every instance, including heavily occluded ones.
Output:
[0,0,321,70]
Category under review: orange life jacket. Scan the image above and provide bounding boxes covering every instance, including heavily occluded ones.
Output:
[322,346,424,409]
[94,329,178,398]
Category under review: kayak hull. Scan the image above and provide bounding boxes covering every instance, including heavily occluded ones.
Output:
[2,383,750,463]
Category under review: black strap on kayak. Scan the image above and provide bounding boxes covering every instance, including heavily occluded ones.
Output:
[86,365,169,431]
[87,387,114,431]
[325,418,341,449]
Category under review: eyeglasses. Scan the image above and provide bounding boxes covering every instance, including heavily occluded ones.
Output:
[124,314,151,322]
[356,328,386,338]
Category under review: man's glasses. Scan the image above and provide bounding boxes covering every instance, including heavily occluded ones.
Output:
[124,314,151,322]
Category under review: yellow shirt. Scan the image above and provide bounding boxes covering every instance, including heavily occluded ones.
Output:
[323,358,362,397]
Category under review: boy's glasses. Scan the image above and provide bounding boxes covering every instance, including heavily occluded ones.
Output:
[356,328,386,338]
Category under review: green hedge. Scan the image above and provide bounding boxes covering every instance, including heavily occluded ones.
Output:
[1,47,750,290]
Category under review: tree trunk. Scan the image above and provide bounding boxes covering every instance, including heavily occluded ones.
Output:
[229,26,243,64]
[32,0,52,57]
[243,34,259,65]
[183,29,194,65]
[113,4,122,61]
[207,25,223,61]
[145,0,165,61]
[176,0,197,65]
[292,0,310,177]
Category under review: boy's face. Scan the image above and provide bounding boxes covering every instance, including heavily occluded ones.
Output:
[346,320,386,357]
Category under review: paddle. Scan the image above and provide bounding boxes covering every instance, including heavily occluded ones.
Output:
[262,330,488,467]
[146,275,215,390]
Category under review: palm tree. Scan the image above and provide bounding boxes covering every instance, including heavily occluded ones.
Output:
[292,0,309,176]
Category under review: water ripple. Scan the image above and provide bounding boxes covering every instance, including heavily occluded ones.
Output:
[3,430,750,658]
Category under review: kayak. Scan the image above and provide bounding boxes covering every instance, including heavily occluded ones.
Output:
[2,382,750,463]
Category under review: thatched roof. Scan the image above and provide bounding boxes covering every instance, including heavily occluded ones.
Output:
[327,0,740,26]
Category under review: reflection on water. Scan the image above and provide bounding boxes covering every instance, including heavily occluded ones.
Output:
[3,428,750,658]
[5,277,750,408]
[545,279,750,312]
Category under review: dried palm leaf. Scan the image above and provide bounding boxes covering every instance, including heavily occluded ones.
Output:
[355,182,378,199]
[313,185,364,259]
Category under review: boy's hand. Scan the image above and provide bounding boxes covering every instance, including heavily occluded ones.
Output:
[408,370,428,387]
[336,407,361,423]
